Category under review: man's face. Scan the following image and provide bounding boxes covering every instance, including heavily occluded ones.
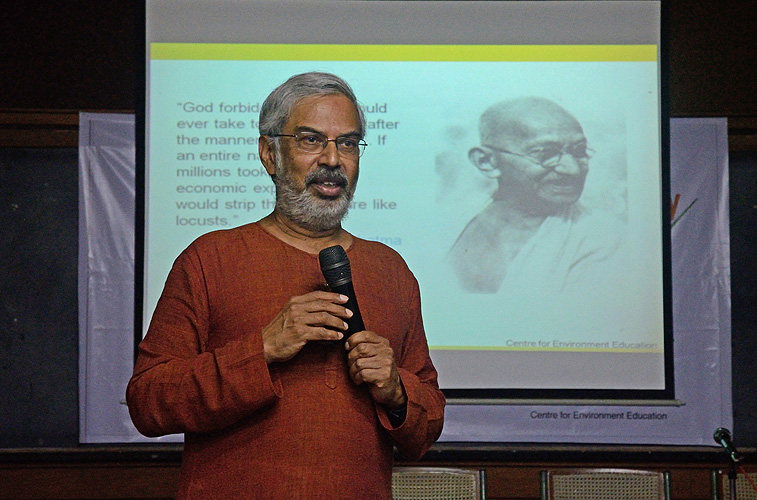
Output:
[490,111,589,214]
[267,94,362,231]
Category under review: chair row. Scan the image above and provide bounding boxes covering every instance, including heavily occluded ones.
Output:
[391,466,757,500]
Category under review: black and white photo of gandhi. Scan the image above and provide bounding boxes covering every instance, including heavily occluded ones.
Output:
[447,96,625,294]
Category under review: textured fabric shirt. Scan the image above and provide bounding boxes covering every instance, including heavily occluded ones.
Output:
[449,203,623,294]
[126,222,445,499]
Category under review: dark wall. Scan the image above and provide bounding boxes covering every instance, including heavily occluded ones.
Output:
[667,3,757,117]
[1,2,755,115]
[0,1,755,449]
[0,2,137,111]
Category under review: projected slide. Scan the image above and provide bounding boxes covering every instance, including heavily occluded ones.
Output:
[143,41,667,393]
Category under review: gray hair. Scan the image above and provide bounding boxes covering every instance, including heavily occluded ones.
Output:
[258,72,366,138]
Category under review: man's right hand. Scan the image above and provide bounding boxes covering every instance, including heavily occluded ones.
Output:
[262,290,352,364]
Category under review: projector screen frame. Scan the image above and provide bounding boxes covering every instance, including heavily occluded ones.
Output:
[134,0,675,404]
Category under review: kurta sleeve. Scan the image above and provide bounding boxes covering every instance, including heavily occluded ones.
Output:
[126,245,281,437]
[376,278,445,460]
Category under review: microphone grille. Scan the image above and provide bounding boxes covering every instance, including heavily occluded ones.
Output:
[713,427,730,442]
[319,245,352,287]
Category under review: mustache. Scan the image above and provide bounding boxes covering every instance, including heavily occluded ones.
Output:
[305,168,349,188]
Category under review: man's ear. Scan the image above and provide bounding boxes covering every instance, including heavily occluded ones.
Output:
[259,136,277,175]
[468,146,501,178]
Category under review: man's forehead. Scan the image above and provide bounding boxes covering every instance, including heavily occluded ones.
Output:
[495,113,584,147]
[287,94,360,128]
[520,126,585,147]
[483,98,581,140]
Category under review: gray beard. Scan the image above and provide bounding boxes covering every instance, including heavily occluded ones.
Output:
[272,154,357,232]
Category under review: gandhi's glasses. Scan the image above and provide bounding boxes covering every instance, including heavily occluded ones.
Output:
[273,132,368,158]
[487,142,594,169]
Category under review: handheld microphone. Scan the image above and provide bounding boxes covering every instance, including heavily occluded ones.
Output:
[319,245,365,337]
[713,427,741,463]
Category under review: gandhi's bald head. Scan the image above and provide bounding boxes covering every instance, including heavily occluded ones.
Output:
[469,97,590,215]
[479,97,583,146]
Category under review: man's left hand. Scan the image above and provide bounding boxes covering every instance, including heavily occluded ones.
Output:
[345,330,406,409]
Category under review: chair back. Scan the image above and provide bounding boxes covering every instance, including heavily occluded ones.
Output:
[541,468,670,500]
[711,469,757,500]
[392,466,485,500]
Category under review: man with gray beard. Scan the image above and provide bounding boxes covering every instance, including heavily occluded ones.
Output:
[126,72,445,500]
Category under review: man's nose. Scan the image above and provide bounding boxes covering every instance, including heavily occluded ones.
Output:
[318,140,341,166]
[552,153,583,175]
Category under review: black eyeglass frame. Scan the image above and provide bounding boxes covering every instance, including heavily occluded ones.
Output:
[485,142,594,170]
[272,132,368,158]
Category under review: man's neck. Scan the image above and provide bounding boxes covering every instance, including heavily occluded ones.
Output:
[487,198,551,231]
[259,210,353,255]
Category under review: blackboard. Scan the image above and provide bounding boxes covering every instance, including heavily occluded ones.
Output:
[0,147,755,450]
[728,151,757,449]
[1,148,79,447]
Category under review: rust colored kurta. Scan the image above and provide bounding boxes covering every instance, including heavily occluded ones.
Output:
[126,222,445,499]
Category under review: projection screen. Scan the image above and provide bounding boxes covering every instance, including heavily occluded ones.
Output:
[138,0,673,401]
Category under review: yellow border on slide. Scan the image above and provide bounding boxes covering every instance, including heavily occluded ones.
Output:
[151,43,657,62]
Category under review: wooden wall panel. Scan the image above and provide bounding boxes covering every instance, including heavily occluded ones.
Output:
[2,453,753,500]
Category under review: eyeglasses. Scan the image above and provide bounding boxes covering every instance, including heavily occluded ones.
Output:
[486,142,594,170]
[272,132,368,158]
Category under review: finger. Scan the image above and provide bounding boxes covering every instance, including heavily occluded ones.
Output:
[345,330,383,350]
[303,325,345,342]
[292,290,349,305]
[346,341,384,366]
[284,309,348,336]
[312,300,354,319]
[308,311,350,332]
[291,297,353,320]
[350,363,393,387]
[348,347,393,377]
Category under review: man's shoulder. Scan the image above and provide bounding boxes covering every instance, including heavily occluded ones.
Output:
[558,205,625,262]
[184,222,261,254]
[353,237,413,273]
[567,205,625,237]
[354,236,404,256]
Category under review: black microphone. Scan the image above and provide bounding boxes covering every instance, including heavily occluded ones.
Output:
[319,245,365,337]
[713,427,741,463]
